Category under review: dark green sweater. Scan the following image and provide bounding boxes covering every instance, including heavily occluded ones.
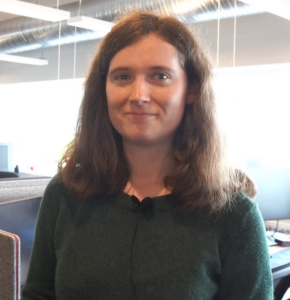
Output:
[21,176,273,300]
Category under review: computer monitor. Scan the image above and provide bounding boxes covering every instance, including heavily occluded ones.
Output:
[0,197,42,286]
[245,167,290,221]
[0,143,13,172]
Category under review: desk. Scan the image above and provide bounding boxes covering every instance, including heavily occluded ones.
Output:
[269,246,290,300]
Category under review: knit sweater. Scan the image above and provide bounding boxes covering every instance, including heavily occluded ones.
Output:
[21,176,273,300]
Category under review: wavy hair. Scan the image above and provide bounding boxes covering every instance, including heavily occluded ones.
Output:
[58,11,253,213]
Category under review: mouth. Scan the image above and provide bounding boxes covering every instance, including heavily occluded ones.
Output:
[125,113,157,119]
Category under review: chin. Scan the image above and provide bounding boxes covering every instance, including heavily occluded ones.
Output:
[124,137,155,147]
[122,134,173,148]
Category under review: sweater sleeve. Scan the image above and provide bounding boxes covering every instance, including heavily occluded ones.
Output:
[21,176,62,300]
[215,202,274,300]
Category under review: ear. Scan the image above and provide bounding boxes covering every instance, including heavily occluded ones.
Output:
[186,85,195,104]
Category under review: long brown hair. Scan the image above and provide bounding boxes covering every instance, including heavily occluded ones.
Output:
[58,11,254,213]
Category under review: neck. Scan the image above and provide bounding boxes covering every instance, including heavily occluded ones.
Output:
[123,140,173,199]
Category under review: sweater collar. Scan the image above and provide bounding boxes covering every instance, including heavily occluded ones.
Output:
[115,193,174,212]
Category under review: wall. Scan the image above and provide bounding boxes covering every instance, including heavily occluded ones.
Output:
[1,63,290,176]
[215,64,290,168]
[0,79,84,175]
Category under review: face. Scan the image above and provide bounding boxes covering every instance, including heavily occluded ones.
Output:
[106,33,190,147]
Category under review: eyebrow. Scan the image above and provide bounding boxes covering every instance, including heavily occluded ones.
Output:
[108,66,177,76]
[149,66,177,74]
[108,67,130,76]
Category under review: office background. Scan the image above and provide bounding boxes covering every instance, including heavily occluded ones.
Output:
[0,0,289,224]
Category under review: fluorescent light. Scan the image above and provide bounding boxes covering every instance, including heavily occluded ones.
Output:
[0,0,70,22]
[5,44,42,54]
[48,32,105,46]
[0,54,48,65]
[239,0,290,20]
[67,16,114,33]
[193,5,263,22]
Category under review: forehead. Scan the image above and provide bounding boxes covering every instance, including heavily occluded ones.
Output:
[108,33,183,70]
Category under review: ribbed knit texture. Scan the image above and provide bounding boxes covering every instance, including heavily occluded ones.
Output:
[0,230,20,300]
[21,176,273,300]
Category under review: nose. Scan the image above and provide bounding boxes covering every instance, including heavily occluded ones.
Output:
[129,76,150,105]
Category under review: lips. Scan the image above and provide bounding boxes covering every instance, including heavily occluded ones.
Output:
[125,112,157,120]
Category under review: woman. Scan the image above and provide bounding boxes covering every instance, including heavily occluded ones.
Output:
[22,11,273,300]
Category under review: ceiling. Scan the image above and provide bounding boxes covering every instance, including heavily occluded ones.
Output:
[0,0,76,22]
[0,0,289,84]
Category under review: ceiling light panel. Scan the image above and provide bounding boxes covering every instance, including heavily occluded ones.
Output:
[0,0,70,22]
[0,54,48,65]
[239,0,290,20]
[67,16,114,32]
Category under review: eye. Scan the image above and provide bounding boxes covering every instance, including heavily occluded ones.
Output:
[115,74,130,80]
[154,73,169,80]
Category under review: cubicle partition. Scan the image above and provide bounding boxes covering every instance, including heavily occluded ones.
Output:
[0,175,51,287]
[0,197,42,287]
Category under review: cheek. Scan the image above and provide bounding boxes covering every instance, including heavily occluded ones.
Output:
[167,91,186,115]
[107,104,118,127]
[107,108,120,136]
[106,86,119,118]
[165,97,186,129]
[106,87,118,125]
[107,98,125,125]
[107,101,125,136]
[106,83,127,109]
[171,104,186,125]
[106,83,114,106]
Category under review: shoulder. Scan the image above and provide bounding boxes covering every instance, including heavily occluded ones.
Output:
[227,192,259,221]
[41,174,103,216]
[212,194,272,299]
[44,174,65,195]
[207,193,265,244]
[175,193,261,239]
[212,192,260,226]
[43,174,74,201]
[40,174,70,212]
[208,193,266,256]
